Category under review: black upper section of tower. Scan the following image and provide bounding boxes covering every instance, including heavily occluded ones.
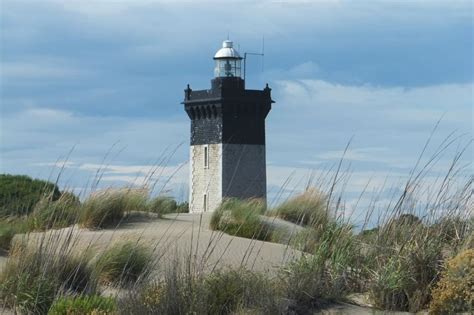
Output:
[183,77,273,145]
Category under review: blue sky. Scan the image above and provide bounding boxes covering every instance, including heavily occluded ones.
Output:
[1,0,472,223]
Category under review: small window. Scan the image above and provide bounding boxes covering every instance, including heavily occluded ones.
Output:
[204,145,209,169]
[203,194,207,212]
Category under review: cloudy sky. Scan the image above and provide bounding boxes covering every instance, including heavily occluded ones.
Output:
[1,0,472,223]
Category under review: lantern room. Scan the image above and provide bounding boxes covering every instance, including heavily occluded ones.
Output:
[213,40,242,78]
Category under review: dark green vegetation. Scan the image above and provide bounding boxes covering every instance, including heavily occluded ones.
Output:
[48,295,116,315]
[0,174,79,251]
[147,196,188,217]
[0,222,16,252]
[0,174,61,216]
[0,174,188,251]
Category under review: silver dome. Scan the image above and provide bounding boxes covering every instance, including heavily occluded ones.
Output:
[214,40,242,59]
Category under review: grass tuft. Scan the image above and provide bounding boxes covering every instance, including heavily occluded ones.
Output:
[28,192,81,231]
[272,188,328,226]
[210,198,272,241]
[94,241,152,286]
[147,196,178,217]
[125,265,281,315]
[48,295,116,315]
[0,247,96,314]
[79,188,148,229]
[366,215,444,312]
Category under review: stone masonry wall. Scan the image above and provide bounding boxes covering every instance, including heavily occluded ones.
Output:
[189,144,222,213]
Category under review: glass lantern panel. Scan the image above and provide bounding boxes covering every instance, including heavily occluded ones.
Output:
[214,59,242,78]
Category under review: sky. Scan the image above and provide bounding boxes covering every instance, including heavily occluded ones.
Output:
[0,0,472,225]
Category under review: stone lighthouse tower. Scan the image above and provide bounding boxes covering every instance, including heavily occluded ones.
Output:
[183,40,273,213]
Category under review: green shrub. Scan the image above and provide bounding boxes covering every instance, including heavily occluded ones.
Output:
[0,223,15,251]
[429,249,474,314]
[176,201,189,213]
[272,189,328,226]
[203,269,280,315]
[357,226,379,244]
[367,218,443,312]
[0,248,96,314]
[0,174,61,217]
[95,242,152,286]
[283,221,360,312]
[129,260,205,314]
[0,219,28,251]
[147,196,177,216]
[131,267,281,315]
[431,216,472,247]
[29,193,81,231]
[48,295,116,315]
[282,255,333,312]
[80,189,147,229]
[210,199,272,241]
[379,214,423,244]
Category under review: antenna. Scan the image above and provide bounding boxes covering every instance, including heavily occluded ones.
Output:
[243,36,265,81]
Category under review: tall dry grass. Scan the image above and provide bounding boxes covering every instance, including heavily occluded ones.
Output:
[0,133,471,314]
[210,198,273,241]
[79,188,148,229]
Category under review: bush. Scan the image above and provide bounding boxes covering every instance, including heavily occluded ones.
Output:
[48,295,116,315]
[429,249,474,314]
[176,201,189,213]
[272,189,328,226]
[431,216,472,247]
[80,189,147,229]
[0,174,61,217]
[283,221,360,312]
[357,227,379,243]
[203,269,280,315]
[147,196,177,216]
[367,218,443,312]
[0,223,16,251]
[130,267,281,315]
[0,219,28,251]
[95,242,152,286]
[129,259,205,314]
[29,193,81,231]
[0,247,96,314]
[210,199,272,241]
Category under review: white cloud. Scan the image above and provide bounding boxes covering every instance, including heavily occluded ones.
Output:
[0,107,188,177]
[268,79,472,171]
[276,80,472,115]
[34,160,76,168]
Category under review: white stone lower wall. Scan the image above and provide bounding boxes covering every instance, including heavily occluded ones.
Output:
[189,144,222,213]
[221,144,266,202]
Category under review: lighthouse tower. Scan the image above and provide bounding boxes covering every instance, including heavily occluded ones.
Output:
[183,40,273,213]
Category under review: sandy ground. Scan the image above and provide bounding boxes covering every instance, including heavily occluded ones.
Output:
[0,213,303,276]
[0,213,421,314]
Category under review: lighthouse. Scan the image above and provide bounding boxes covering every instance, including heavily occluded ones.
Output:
[183,40,274,213]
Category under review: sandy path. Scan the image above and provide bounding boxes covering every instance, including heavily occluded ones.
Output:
[1,213,302,276]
